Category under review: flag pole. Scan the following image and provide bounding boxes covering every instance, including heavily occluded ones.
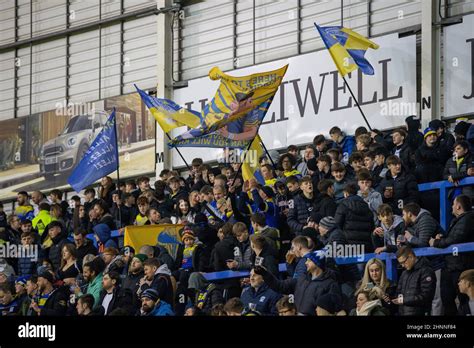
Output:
[165,133,192,172]
[259,137,277,169]
[340,75,372,131]
[112,109,122,227]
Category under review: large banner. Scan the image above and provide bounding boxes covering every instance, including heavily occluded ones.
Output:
[124,224,183,260]
[0,93,156,201]
[171,33,416,167]
[444,14,474,118]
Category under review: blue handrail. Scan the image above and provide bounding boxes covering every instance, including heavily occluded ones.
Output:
[417,176,474,230]
[202,242,474,282]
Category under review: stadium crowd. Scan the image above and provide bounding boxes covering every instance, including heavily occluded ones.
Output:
[1,116,474,317]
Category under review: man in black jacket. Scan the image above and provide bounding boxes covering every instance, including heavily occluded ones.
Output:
[430,195,474,315]
[287,176,316,235]
[98,271,134,315]
[429,119,455,152]
[334,183,374,252]
[29,270,69,316]
[138,258,174,307]
[254,250,342,316]
[312,179,337,222]
[46,221,73,272]
[391,128,415,173]
[123,254,147,306]
[73,229,98,264]
[212,223,241,300]
[394,246,436,316]
[377,155,418,215]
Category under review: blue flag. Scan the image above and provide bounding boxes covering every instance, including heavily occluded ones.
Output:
[67,109,119,193]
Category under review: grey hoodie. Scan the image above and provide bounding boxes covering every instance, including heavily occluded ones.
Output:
[155,263,172,276]
[381,214,404,246]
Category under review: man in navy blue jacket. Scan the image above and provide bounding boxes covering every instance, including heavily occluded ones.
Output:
[240,268,281,316]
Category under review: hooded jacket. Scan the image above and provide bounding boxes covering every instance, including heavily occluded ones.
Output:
[337,134,355,164]
[147,300,174,316]
[397,257,436,316]
[415,142,452,183]
[358,188,383,224]
[188,272,224,315]
[87,272,104,308]
[93,224,118,251]
[139,263,174,307]
[371,214,405,253]
[406,209,443,247]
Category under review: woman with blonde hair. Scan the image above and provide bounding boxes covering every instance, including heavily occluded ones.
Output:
[356,258,397,314]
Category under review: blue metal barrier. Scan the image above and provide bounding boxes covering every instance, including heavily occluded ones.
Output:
[418,176,474,230]
[202,242,474,282]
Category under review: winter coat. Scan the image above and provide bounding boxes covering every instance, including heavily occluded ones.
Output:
[38,286,70,316]
[377,168,419,215]
[406,209,443,248]
[349,299,389,316]
[334,195,374,252]
[397,257,436,316]
[358,189,383,224]
[415,142,451,183]
[139,264,174,306]
[392,142,415,173]
[148,300,174,316]
[287,193,316,234]
[262,269,342,316]
[312,193,337,222]
[47,229,73,272]
[240,283,282,315]
[337,134,355,164]
[76,239,98,264]
[98,286,135,315]
[234,239,253,271]
[93,223,118,251]
[433,211,474,272]
[250,243,279,277]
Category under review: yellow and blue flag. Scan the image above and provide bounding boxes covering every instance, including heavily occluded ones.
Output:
[170,65,288,145]
[242,134,265,185]
[315,24,379,76]
[135,85,201,133]
[124,224,183,260]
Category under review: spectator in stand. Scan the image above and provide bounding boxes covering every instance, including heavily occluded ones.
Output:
[260,164,277,187]
[371,146,389,189]
[240,268,281,316]
[372,204,405,254]
[276,295,297,316]
[31,191,48,215]
[78,257,106,308]
[0,283,20,316]
[250,212,280,251]
[49,189,69,219]
[168,176,189,207]
[83,188,98,216]
[429,119,455,152]
[123,254,146,302]
[0,203,6,229]
[102,247,125,274]
[405,115,424,153]
[29,270,69,316]
[254,250,342,316]
[145,207,161,225]
[287,145,302,167]
[296,145,316,176]
[329,126,355,164]
[285,176,301,198]
[391,128,415,173]
[350,289,389,316]
[133,176,151,200]
[377,155,418,215]
[454,121,471,142]
[17,232,37,276]
[15,191,34,222]
[443,140,474,197]
[312,179,337,222]
[415,127,452,184]
[223,297,244,316]
[249,234,279,277]
[189,191,202,215]
[226,223,252,271]
[76,294,95,316]
[287,176,316,235]
[46,221,73,272]
[73,229,98,265]
[356,258,397,314]
[98,176,116,209]
[110,191,132,228]
[327,148,343,164]
[98,271,134,315]
[93,224,118,252]
[286,235,314,279]
[394,246,436,316]
[331,162,351,203]
[316,293,347,316]
[314,154,333,184]
[347,152,364,179]
[313,134,336,157]
[334,183,374,252]
[57,244,80,282]
[134,197,149,226]
[430,195,474,315]
[139,288,174,316]
[357,170,383,224]
[93,200,116,230]
[125,179,137,194]
[171,198,195,224]
[457,269,474,315]
[72,204,88,232]
[278,153,301,179]
[188,272,224,315]
[356,133,372,152]
[50,203,71,235]
[402,203,443,248]
[137,258,174,307]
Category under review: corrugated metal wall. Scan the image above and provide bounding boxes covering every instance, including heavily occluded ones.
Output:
[2,0,474,121]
